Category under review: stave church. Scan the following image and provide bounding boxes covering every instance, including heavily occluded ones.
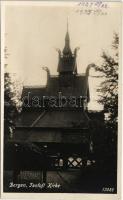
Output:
[4,23,104,181]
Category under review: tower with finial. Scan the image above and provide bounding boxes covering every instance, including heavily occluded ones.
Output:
[62,18,72,56]
[57,19,79,86]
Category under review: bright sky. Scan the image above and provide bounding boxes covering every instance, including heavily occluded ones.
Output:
[4,1,121,110]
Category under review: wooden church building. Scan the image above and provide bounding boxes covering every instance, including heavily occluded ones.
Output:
[5,24,96,173]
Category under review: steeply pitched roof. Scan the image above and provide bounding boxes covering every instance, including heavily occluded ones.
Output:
[17,74,90,129]
[21,75,89,99]
[21,86,46,100]
[63,31,72,55]
[49,75,88,97]
[16,110,90,129]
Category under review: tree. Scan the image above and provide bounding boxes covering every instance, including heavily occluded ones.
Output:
[4,72,18,139]
[95,33,118,133]
[91,34,119,174]
[4,47,21,140]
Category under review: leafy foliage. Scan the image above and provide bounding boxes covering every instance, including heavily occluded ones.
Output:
[4,72,18,140]
[90,34,119,174]
[4,47,22,140]
[95,33,119,131]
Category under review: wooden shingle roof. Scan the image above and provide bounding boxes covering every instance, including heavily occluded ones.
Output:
[21,75,90,100]
[16,110,90,129]
[16,74,90,130]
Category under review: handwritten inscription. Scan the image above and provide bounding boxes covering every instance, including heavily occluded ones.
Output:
[77,1,108,9]
[75,1,108,16]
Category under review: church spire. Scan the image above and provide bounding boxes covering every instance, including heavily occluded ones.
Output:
[57,20,78,75]
[63,19,72,55]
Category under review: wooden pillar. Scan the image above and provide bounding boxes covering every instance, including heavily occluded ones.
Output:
[42,168,47,184]
[63,156,68,170]
[42,145,47,190]
[82,158,87,168]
